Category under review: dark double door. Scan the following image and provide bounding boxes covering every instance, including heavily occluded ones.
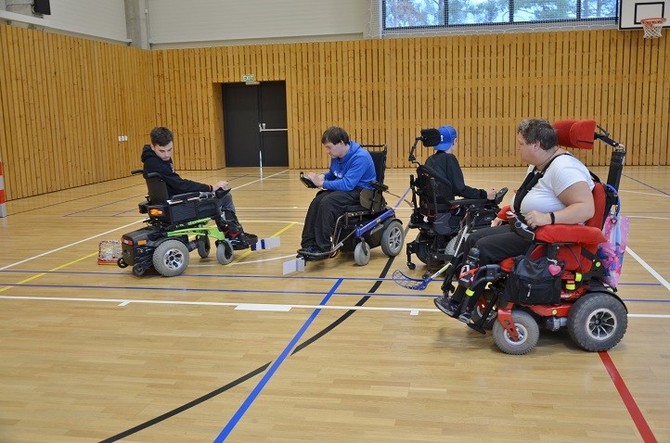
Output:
[223,81,288,167]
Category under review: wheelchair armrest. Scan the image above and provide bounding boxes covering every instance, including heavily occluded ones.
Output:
[169,192,202,203]
[534,224,606,246]
[370,180,388,192]
[448,197,488,208]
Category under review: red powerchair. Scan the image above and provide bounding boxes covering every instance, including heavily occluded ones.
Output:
[462,119,628,354]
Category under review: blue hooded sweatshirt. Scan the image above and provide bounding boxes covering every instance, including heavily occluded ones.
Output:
[322,141,376,191]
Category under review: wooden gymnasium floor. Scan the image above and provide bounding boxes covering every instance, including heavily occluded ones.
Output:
[0,165,669,443]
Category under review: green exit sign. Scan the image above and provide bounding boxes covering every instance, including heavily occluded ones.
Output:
[241,74,256,82]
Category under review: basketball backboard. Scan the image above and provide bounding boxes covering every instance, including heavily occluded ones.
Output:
[619,0,670,29]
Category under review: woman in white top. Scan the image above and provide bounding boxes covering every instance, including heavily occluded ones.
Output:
[434,118,595,320]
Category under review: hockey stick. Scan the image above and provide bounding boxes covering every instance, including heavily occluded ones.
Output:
[392,261,454,290]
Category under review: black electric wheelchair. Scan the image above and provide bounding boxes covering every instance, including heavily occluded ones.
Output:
[441,120,628,355]
[117,171,236,277]
[404,129,501,272]
[296,144,405,266]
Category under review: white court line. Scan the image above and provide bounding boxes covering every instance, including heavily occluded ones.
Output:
[626,215,670,221]
[230,170,287,190]
[0,220,144,271]
[619,189,670,198]
[0,295,668,318]
[0,171,290,272]
[626,246,670,292]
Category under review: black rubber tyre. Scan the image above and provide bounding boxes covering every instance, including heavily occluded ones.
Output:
[117,257,128,268]
[414,234,443,269]
[197,235,210,258]
[152,239,190,277]
[132,264,145,276]
[380,220,404,257]
[492,310,540,355]
[567,292,628,351]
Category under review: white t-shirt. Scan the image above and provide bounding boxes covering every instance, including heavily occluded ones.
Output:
[520,154,594,216]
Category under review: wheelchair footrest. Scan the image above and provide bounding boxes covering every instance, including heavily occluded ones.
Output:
[250,237,281,251]
[283,257,306,274]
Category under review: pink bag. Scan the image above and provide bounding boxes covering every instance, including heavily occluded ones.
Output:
[597,212,630,288]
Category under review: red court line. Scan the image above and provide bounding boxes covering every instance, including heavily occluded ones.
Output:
[599,351,657,443]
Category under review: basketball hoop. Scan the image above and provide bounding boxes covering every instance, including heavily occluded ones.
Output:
[641,17,666,39]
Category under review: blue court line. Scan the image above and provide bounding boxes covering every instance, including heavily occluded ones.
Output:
[212,278,343,442]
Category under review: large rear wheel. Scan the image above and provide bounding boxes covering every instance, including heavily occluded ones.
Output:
[152,239,190,277]
[380,220,404,257]
[567,292,628,351]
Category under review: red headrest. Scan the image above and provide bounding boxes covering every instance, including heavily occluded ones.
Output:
[552,119,597,150]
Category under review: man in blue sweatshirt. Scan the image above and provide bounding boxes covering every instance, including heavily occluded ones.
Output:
[299,126,376,256]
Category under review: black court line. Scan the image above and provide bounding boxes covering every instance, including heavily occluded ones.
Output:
[6,182,143,216]
[622,173,670,196]
[98,257,395,442]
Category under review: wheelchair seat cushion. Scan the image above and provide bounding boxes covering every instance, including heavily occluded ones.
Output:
[534,224,606,246]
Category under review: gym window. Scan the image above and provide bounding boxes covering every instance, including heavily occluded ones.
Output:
[382,0,618,29]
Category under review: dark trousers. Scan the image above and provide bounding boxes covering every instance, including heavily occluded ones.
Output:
[451,224,533,307]
[463,224,532,266]
[301,189,362,251]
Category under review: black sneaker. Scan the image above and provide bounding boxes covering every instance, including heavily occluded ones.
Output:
[243,232,258,246]
[433,296,461,318]
[229,237,249,250]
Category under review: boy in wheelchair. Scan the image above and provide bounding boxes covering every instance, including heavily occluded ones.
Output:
[142,126,257,250]
[406,125,497,271]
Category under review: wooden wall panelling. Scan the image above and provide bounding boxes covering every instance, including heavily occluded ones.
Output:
[292,43,305,168]
[99,41,116,182]
[632,32,644,167]
[0,28,9,195]
[584,32,597,166]
[646,37,665,165]
[3,28,670,201]
[479,35,490,167]
[6,27,30,198]
[201,47,213,168]
[29,31,50,192]
[461,35,473,167]
[622,31,634,164]
[645,39,657,165]
[311,41,322,161]
[658,38,669,165]
[305,42,317,167]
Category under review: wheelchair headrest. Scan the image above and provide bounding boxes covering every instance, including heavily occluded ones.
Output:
[419,128,442,147]
[552,119,597,150]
